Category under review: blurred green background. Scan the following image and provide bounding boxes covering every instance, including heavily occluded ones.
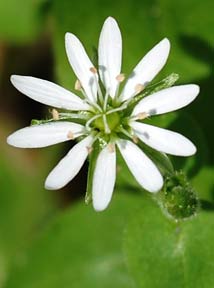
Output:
[0,0,214,287]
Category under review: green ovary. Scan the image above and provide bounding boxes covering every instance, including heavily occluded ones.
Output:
[94,112,120,132]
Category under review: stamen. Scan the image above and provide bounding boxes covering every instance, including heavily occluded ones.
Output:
[103,89,109,112]
[132,136,139,144]
[90,67,98,74]
[114,73,125,101]
[76,76,102,112]
[136,112,149,120]
[134,83,144,94]
[89,66,104,104]
[74,79,82,91]
[52,109,59,120]
[116,73,125,83]
[81,89,102,112]
[103,114,111,134]
[108,143,115,153]
[119,127,133,140]
[106,103,128,115]
[67,131,74,140]
[86,146,93,154]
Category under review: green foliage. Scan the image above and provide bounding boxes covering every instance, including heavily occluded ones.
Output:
[4,193,140,288]
[0,148,54,286]
[124,196,214,288]
[0,0,48,43]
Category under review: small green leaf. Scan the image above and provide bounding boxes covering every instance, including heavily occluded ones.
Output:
[124,196,214,288]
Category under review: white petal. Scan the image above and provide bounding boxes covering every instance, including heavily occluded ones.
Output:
[65,33,97,102]
[132,84,200,116]
[120,38,170,101]
[7,122,85,148]
[98,17,122,98]
[92,145,116,212]
[131,122,196,156]
[117,139,163,192]
[10,75,90,111]
[45,135,93,190]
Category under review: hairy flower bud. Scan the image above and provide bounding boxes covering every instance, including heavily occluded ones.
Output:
[159,171,199,221]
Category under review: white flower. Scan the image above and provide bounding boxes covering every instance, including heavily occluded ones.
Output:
[7,17,199,212]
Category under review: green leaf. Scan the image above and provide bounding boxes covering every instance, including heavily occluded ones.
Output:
[124,196,214,288]
[4,193,142,288]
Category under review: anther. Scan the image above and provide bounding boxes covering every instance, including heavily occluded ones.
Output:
[74,79,82,90]
[132,136,139,144]
[108,143,115,153]
[137,112,149,120]
[86,146,93,154]
[116,73,125,82]
[67,131,74,140]
[134,83,144,94]
[90,67,97,74]
[52,109,59,120]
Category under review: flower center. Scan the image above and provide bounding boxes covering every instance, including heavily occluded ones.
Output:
[94,112,120,132]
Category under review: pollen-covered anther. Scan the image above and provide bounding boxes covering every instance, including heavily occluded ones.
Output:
[90,67,98,74]
[137,112,149,120]
[116,73,125,83]
[86,146,93,154]
[108,143,115,153]
[74,79,82,91]
[67,131,74,140]
[52,109,59,120]
[132,136,139,144]
[134,83,144,94]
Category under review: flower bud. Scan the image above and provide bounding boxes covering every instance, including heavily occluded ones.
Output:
[159,171,199,221]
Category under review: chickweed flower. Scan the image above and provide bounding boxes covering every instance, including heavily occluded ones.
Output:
[7,17,199,211]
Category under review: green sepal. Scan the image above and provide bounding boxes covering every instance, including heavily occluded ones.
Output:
[144,73,179,95]
[30,111,91,126]
[137,140,174,176]
[126,73,179,114]
[85,140,101,204]
[30,119,55,125]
